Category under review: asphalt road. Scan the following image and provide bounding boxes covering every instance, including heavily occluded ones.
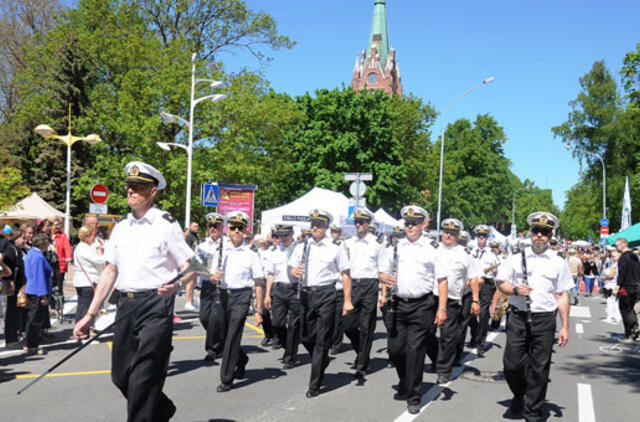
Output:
[1,292,639,421]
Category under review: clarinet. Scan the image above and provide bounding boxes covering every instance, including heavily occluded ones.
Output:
[520,249,533,323]
[388,242,399,309]
[297,239,309,299]
[217,236,224,272]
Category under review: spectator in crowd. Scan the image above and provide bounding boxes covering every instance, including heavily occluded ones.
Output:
[73,226,105,323]
[2,228,26,349]
[602,252,622,324]
[614,238,640,343]
[24,233,53,355]
[183,221,200,311]
[566,249,583,293]
[51,218,72,291]
[582,253,599,296]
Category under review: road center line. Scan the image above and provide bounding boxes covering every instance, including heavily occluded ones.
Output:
[576,323,584,334]
[578,383,596,422]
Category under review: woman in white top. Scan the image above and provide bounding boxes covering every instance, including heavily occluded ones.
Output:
[73,226,104,322]
[602,252,622,324]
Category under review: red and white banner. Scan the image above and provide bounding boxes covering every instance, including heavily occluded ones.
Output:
[217,183,258,232]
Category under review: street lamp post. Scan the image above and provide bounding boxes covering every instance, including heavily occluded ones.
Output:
[159,53,226,228]
[436,76,495,236]
[565,144,606,220]
[35,104,102,238]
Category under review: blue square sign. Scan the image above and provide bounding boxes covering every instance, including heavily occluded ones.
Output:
[201,183,219,207]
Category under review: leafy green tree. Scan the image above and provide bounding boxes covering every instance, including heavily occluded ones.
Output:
[0,166,30,209]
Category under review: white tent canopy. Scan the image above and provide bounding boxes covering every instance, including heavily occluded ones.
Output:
[260,187,349,235]
[0,192,64,220]
[373,208,400,233]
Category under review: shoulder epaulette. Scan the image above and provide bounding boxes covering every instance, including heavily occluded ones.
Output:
[376,237,383,244]
[333,239,342,245]
[430,240,439,249]
[162,213,177,224]
[116,215,127,223]
[270,245,276,251]
[250,244,258,252]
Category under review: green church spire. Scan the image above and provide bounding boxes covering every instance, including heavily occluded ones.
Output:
[366,0,390,71]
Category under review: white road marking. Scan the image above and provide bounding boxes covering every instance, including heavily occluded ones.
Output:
[576,323,584,334]
[578,383,596,422]
[570,306,591,319]
[393,330,501,421]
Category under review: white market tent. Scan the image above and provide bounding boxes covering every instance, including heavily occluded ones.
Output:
[0,192,64,221]
[260,187,349,235]
[374,208,401,233]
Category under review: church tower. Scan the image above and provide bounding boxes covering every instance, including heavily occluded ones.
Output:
[352,0,402,96]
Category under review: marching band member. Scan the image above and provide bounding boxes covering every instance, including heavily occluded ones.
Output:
[496,212,572,420]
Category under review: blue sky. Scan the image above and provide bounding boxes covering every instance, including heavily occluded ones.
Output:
[218,0,640,209]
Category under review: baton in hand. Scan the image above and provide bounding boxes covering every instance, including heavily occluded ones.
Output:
[17,255,209,395]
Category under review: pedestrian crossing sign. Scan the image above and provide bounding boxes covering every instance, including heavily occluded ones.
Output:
[201,183,219,207]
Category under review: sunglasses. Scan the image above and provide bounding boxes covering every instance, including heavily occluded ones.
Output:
[443,229,458,236]
[354,219,368,225]
[310,221,327,229]
[477,234,488,238]
[228,226,245,232]
[208,223,221,229]
[531,227,552,236]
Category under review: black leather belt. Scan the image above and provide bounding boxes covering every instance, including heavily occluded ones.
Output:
[352,278,377,284]
[394,292,432,303]
[117,289,155,299]
[222,287,252,294]
[275,282,299,289]
[301,284,335,292]
[509,306,555,317]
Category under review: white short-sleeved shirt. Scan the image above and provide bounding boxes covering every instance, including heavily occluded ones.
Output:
[288,236,349,287]
[345,233,383,279]
[220,242,264,289]
[196,235,227,281]
[104,207,194,292]
[268,243,296,284]
[436,244,479,300]
[73,241,105,287]
[472,246,501,279]
[379,236,443,299]
[497,246,574,312]
[257,248,271,278]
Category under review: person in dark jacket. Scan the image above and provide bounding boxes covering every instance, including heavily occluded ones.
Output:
[2,228,27,349]
[24,233,53,355]
[614,237,640,343]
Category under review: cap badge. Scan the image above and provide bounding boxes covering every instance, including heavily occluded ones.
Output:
[130,166,140,176]
[355,210,362,217]
[407,208,415,217]
[540,215,548,224]
[312,209,319,217]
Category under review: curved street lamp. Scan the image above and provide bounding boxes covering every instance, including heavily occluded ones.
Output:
[159,53,227,228]
[35,105,102,238]
[436,76,495,236]
[565,144,606,220]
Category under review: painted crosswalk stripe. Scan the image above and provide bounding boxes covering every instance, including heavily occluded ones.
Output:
[576,323,584,334]
[578,383,596,422]
[570,306,591,319]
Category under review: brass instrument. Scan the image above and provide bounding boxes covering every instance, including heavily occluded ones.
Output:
[492,293,509,321]
[484,262,501,275]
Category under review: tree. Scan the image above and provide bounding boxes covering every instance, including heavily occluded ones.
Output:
[0,166,30,209]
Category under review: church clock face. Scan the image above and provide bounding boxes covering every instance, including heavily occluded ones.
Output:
[368,73,377,83]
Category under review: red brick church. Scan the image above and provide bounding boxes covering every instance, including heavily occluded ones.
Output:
[352,0,402,96]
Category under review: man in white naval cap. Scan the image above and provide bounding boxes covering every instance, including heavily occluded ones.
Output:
[343,208,384,382]
[215,211,265,392]
[467,224,501,356]
[496,211,572,420]
[197,212,227,361]
[379,205,446,415]
[74,161,195,421]
[289,208,353,398]
[264,224,301,369]
[435,218,482,385]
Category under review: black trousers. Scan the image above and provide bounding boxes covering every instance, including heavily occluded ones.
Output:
[4,294,19,343]
[112,291,175,422]
[387,293,437,405]
[271,283,301,365]
[437,298,463,377]
[219,288,252,385]
[503,309,556,422]
[618,290,639,338]
[300,285,336,391]
[331,289,345,350]
[199,282,225,357]
[468,279,496,347]
[75,286,94,323]
[343,278,378,371]
[26,295,48,348]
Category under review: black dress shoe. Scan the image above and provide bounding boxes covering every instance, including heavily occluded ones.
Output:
[329,345,340,355]
[354,370,365,381]
[204,353,215,361]
[282,362,295,370]
[407,403,421,415]
[305,389,319,398]
[476,347,485,357]
[216,383,232,392]
[272,341,282,350]
[436,375,450,384]
[509,395,525,416]
[261,337,272,346]
[393,390,409,400]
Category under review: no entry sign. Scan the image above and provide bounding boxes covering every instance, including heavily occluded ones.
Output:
[90,183,109,204]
